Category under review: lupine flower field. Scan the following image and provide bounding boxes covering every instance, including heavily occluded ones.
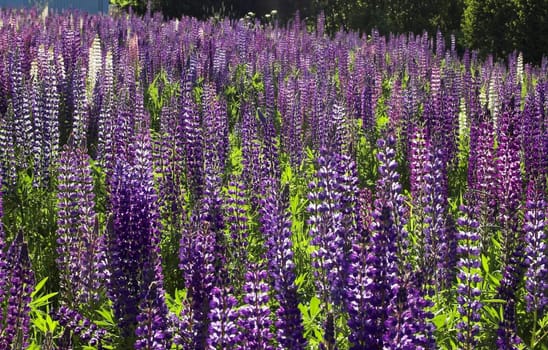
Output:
[0,6,546,350]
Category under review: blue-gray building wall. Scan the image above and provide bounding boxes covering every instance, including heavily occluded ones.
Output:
[0,0,109,13]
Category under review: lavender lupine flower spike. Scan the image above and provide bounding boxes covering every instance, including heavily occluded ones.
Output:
[409,127,453,291]
[491,106,524,349]
[0,172,6,312]
[41,50,60,185]
[0,232,34,349]
[523,179,547,332]
[376,135,435,348]
[259,180,306,350]
[455,204,483,350]
[55,305,108,347]
[107,132,169,347]
[307,149,357,311]
[467,109,497,239]
[180,70,204,202]
[135,274,172,350]
[346,188,378,349]
[352,136,403,348]
[57,145,106,306]
[71,63,89,147]
[9,44,33,169]
[237,265,274,350]
[179,169,226,348]
[207,286,239,349]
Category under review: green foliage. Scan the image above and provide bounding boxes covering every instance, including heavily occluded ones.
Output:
[2,171,59,290]
[298,296,324,347]
[109,0,145,13]
[29,278,59,347]
[462,0,548,63]
[145,70,180,132]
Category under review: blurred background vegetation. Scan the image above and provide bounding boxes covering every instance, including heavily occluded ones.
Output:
[110,0,548,64]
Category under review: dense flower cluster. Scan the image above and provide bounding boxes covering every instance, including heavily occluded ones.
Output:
[55,305,108,348]
[0,232,34,349]
[456,205,483,349]
[260,180,307,349]
[57,145,106,306]
[523,180,547,315]
[0,7,545,350]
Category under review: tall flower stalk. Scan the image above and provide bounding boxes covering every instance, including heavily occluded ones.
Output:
[455,204,483,349]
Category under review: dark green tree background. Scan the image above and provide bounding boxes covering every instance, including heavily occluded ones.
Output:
[111,0,548,63]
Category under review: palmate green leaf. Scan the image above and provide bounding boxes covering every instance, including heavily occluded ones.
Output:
[299,296,324,346]
[432,314,449,329]
[32,309,58,334]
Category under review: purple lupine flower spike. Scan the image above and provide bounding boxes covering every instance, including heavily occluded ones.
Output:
[0,172,6,318]
[455,204,483,350]
[179,165,226,348]
[307,149,357,316]
[0,231,34,349]
[57,144,105,306]
[259,180,306,350]
[106,131,168,346]
[135,276,172,350]
[55,305,108,348]
[237,266,274,350]
[523,179,547,315]
[71,63,89,148]
[495,106,524,349]
[207,286,239,349]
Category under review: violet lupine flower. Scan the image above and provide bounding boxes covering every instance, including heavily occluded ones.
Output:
[0,103,17,187]
[135,275,172,350]
[409,127,429,202]
[351,135,407,348]
[523,180,547,315]
[40,51,60,185]
[455,204,483,350]
[179,169,226,349]
[9,45,33,169]
[56,145,106,306]
[0,174,6,328]
[207,286,239,350]
[382,281,436,350]
[307,149,354,309]
[180,73,203,202]
[467,110,497,247]
[178,225,217,349]
[71,63,89,147]
[55,304,108,348]
[495,107,522,236]
[424,148,453,292]
[202,83,228,175]
[345,190,375,349]
[30,61,45,187]
[494,107,525,349]
[96,51,114,166]
[223,179,250,290]
[0,232,34,349]
[408,127,439,287]
[521,83,547,185]
[374,134,435,348]
[259,180,306,350]
[106,132,167,345]
[237,267,274,350]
